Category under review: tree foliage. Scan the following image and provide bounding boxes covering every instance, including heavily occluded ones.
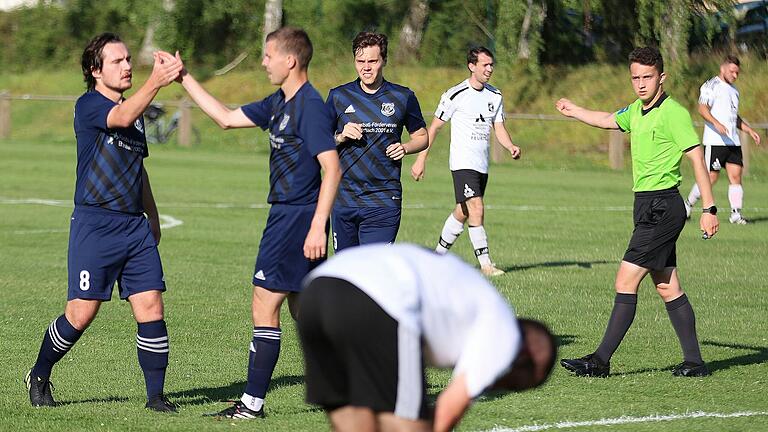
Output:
[0,0,746,74]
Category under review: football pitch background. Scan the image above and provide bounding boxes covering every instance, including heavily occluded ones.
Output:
[1,135,767,431]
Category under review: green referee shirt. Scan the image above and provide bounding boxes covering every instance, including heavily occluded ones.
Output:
[614,93,700,192]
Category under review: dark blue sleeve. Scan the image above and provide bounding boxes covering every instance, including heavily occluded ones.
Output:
[241,95,273,130]
[404,91,426,133]
[76,92,116,132]
[300,98,337,157]
[324,90,342,134]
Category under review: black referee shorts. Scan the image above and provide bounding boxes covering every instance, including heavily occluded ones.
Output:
[623,187,686,270]
[297,277,430,420]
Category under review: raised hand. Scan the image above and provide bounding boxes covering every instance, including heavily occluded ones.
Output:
[149,51,183,88]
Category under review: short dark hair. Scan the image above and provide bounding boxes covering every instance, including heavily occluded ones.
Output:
[352,32,388,63]
[266,27,314,70]
[628,46,664,73]
[491,319,557,393]
[467,46,494,65]
[82,32,123,91]
[723,54,740,67]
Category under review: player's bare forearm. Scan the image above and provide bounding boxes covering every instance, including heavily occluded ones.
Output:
[687,146,714,207]
[403,127,429,155]
[179,73,251,129]
[423,118,447,158]
[173,52,255,130]
[107,53,182,128]
[141,167,161,243]
[493,122,521,159]
[686,146,719,237]
[307,150,341,257]
[698,104,720,127]
[737,116,762,145]
[555,98,618,130]
[433,374,471,432]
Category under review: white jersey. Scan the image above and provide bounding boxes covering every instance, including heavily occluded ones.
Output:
[306,243,521,398]
[435,79,505,173]
[699,76,740,146]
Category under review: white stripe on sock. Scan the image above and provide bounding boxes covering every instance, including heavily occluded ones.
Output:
[137,335,168,343]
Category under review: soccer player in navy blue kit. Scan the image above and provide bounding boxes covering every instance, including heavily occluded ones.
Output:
[327,32,428,251]
[25,33,182,412]
[175,27,341,419]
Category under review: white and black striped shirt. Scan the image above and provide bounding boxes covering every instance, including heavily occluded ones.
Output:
[306,243,521,398]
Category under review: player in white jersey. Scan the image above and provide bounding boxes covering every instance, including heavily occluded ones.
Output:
[411,47,521,277]
[685,55,761,224]
[298,243,556,432]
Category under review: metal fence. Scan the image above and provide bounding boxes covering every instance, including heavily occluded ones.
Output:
[1,91,765,172]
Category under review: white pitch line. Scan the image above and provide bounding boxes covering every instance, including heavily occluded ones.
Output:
[483,410,768,432]
[12,228,69,235]
[2,198,184,233]
[159,214,183,230]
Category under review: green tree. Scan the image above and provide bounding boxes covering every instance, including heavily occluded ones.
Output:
[636,0,736,87]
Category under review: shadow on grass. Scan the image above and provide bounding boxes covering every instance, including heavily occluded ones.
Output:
[701,340,768,373]
[167,374,305,407]
[502,260,613,272]
[606,340,768,376]
[58,395,130,406]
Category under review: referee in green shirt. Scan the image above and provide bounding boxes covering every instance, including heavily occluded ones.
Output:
[555,47,719,378]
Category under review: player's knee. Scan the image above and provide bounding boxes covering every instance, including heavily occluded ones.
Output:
[67,314,95,331]
[654,284,680,301]
[65,300,100,330]
[614,280,636,293]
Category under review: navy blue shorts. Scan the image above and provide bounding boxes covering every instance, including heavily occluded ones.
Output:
[253,203,327,292]
[332,205,401,252]
[67,206,165,301]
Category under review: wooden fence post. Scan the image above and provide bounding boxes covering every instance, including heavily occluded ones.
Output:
[739,130,750,176]
[0,91,10,139]
[608,129,624,170]
[178,98,192,147]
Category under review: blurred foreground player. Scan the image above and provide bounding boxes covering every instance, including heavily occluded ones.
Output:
[298,244,556,432]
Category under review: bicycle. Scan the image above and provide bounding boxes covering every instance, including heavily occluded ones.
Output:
[143,103,200,145]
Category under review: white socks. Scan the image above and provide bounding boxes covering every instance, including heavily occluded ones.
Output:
[436,214,464,254]
[728,184,743,211]
[241,393,265,412]
[468,226,492,266]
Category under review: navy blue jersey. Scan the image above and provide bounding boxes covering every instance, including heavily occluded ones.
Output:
[73,91,148,214]
[242,82,336,205]
[326,79,425,208]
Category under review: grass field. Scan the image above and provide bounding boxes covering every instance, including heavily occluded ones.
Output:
[1,132,767,432]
